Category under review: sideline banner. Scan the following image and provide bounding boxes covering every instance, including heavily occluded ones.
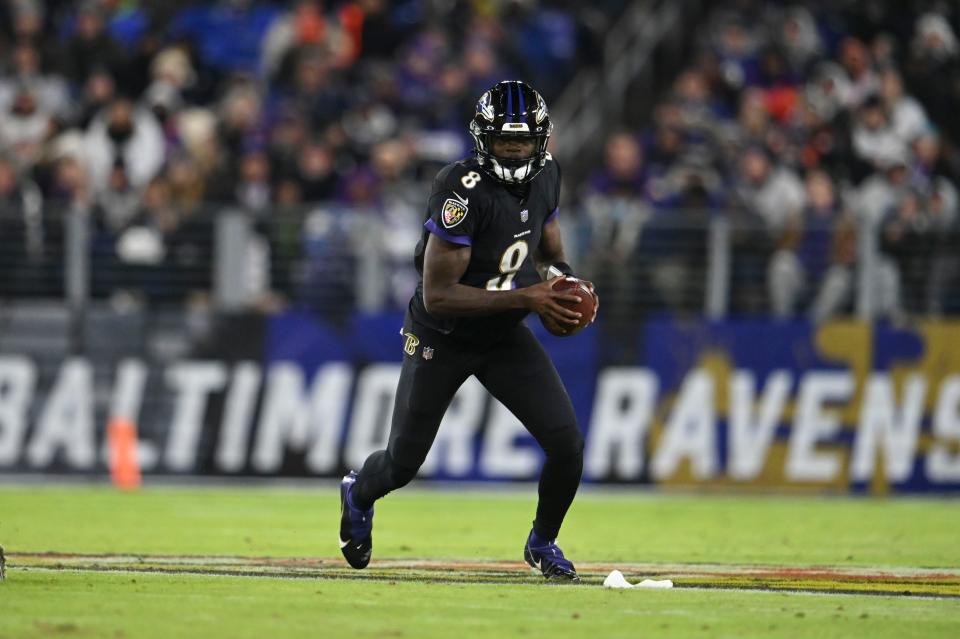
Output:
[0,312,958,492]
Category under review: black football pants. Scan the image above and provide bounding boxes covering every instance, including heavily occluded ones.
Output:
[352,320,584,541]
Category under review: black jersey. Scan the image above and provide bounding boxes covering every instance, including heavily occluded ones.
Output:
[408,155,562,343]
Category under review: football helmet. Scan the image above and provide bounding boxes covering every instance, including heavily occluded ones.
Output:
[470,80,552,184]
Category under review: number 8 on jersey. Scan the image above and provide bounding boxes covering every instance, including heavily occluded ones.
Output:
[486,240,529,290]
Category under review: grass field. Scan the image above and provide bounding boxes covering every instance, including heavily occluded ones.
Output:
[1,484,959,638]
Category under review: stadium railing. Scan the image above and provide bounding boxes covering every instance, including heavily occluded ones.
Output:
[2,202,957,332]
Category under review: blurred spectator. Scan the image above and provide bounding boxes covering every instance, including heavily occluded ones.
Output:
[734,146,805,233]
[879,190,932,315]
[95,160,140,233]
[905,13,960,143]
[767,170,856,321]
[926,177,960,314]
[878,68,929,145]
[0,87,51,170]
[779,6,823,76]
[789,92,854,180]
[355,0,401,61]
[644,118,685,176]
[856,154,911,227]
[295,140,339,202]
[63,2,126,86]
[734,88,772,150]
[730,146,805,313]
[299,205,356,324]
[175,108,226,178]
[115,177,178,267]
[261,0,354,80]
[6,0,47,47]
[166,155,207,216]
[217,82,265,164]
[266,109,307,180]
[851,94,906,182]
[0,43,71,121]
[395,29,449,114]
[268,176,305,299]
[85,98,165,194]
[234,150,272,213]
[369,138,421,307]
[277,50,349,129]
[0,156,45,297]
[583,133,650,259]
[803,61,853,123]
[582,133,650,317]
[638,187,712,314]
[142,46,196,123]
[852,152,912,318]
[74,69,118,129]
[341,98,397,156]
[756,46,800,121]
[838,37,878,109]
[673,69,726,135]
[711,16,761,93]
[911,131,958,188]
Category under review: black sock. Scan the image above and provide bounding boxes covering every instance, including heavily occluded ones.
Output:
[532,446,584,541]
[352,450,418,511]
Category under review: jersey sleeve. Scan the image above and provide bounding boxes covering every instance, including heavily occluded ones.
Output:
[424,167,478,246]
[543,157,562,225]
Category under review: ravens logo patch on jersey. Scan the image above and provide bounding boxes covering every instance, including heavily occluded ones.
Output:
[442,198,469,228]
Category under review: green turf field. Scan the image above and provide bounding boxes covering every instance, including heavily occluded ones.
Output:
[1,485,959,638]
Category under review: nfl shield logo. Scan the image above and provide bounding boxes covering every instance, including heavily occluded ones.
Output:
[422,347,434,360]
[520,209,529,223]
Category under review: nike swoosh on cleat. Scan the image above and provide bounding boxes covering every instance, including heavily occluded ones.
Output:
[533,558,541,570]
[339,538,350,549]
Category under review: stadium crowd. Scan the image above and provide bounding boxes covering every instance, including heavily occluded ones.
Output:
[580,0,960,319]
[0,0,959,321]
[0,0,616,304]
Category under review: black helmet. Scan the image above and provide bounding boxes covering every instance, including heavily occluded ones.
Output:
[469,80,553,184]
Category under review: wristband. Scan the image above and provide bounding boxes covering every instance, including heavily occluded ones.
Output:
[548,261,574,278]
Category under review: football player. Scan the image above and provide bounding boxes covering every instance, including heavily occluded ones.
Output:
[339,80,597,581]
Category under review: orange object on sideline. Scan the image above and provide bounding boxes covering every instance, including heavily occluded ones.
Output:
[107,418,141,490]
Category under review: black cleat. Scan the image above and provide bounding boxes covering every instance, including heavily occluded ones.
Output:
[339,471,373,569]
[524,529,580,582]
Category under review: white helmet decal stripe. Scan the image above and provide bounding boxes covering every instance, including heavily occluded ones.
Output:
[478,91,496,122]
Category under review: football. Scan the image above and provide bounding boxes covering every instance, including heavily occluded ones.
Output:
[540,277,596,337]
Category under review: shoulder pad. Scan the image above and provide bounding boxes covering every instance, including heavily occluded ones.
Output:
[436,159,490,195]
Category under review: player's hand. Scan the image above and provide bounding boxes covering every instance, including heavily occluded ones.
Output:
[578,278,599,324]
[521,276,583,326]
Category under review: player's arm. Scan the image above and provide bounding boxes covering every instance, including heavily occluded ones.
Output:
[422,233,582,325]
[534,217,599,322]
[533,217,573,280]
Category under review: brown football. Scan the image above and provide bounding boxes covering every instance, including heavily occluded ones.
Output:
[539,277,596,337]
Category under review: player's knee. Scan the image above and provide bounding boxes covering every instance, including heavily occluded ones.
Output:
[547,428,584,462]
[569,431,585,461]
